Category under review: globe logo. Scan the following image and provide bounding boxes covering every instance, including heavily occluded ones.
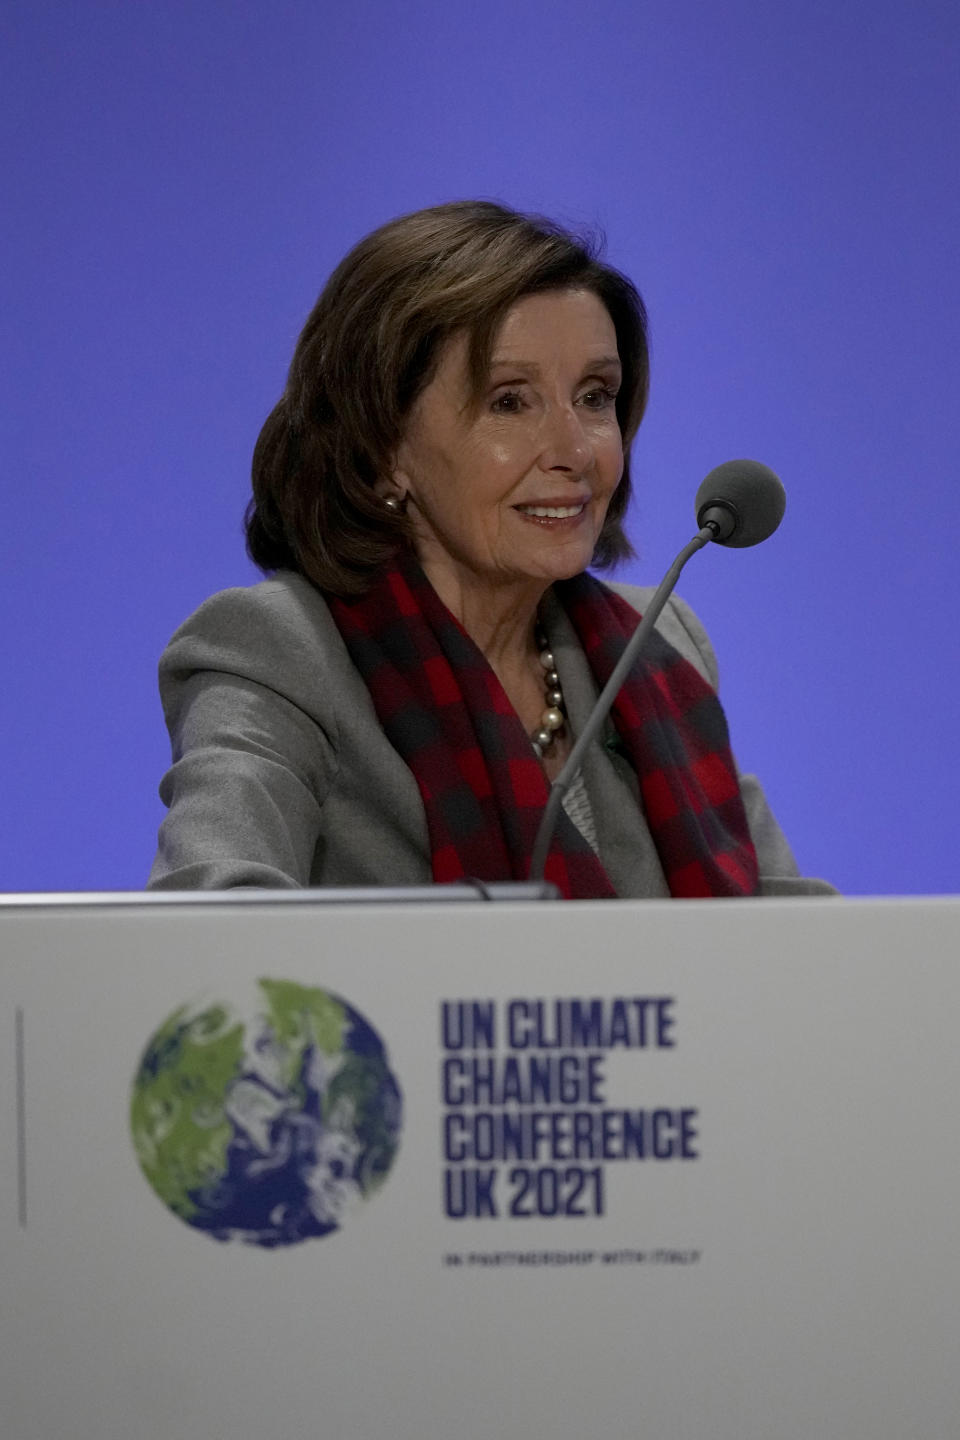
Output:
[131,979,402,1247]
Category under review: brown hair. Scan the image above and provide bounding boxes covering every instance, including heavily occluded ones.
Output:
[246,200,650,594]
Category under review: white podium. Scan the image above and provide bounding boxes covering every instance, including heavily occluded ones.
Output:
[2,892,959,1439]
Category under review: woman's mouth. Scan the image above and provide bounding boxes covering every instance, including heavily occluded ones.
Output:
[514,502,587,520]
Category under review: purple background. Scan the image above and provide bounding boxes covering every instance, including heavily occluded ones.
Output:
[3,0,958,894]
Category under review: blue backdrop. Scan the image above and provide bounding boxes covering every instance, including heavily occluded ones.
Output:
[3,0,958,894]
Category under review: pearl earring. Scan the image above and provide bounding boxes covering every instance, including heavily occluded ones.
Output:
[383,494,405,514]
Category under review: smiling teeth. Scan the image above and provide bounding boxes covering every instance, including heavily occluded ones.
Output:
[518,504,585,518]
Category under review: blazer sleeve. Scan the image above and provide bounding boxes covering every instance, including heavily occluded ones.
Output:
[148,583,339,890]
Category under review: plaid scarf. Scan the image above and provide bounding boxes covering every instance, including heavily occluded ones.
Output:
[328,555,758,899]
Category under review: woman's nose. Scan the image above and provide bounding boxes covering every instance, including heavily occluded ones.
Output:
[536,404,592,473]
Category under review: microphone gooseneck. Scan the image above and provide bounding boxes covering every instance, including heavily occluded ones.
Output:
[527,459,787,884]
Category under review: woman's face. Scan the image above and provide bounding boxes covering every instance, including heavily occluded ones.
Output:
[392,288,624,608]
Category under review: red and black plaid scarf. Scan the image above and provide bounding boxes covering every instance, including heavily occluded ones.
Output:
[328,555,758,899]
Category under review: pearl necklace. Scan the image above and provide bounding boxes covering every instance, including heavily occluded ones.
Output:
[531,624,566,758]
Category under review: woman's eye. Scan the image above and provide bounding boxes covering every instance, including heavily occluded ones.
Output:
[580,386,619,410]
[491,390,525,414]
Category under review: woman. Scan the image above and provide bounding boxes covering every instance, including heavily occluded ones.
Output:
[149,200,815,898]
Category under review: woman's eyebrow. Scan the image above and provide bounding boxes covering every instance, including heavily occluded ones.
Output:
[488,355,622,376]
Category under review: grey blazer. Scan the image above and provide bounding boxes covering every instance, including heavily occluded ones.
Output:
[148,572,830,896]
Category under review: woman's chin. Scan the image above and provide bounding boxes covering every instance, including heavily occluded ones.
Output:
[519,537,599,584]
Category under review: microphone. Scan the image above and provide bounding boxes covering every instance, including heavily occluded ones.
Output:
[695,459,786,547]
[527,459,786,883]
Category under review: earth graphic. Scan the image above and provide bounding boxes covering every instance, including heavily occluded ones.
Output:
[131,979,402,1247]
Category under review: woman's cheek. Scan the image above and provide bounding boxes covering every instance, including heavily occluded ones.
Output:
[486,439,523,469]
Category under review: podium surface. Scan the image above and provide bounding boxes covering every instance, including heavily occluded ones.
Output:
[2,893,958,1439]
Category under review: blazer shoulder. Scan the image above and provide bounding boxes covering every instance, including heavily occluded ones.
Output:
[159,571,350,682]
[603,580,720,691]
[162,571,334,664]
[157,571,364,737]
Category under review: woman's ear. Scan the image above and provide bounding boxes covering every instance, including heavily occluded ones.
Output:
[376,451,411,506]
[374,463,408,510]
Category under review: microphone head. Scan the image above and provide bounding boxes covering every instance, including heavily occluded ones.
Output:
[695,459,786,547]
